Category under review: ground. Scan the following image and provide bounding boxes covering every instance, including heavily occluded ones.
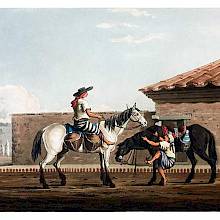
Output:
[0,171,219,211]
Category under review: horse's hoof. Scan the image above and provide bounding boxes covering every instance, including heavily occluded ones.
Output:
[185,179,192,184]
[102,180,108,186]
[208,179,215,184]
[147,181,154,186]
[110,183,115,188]
[61,180,66,186]
[43,184,49,189]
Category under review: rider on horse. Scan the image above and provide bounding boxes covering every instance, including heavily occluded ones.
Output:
[71,86,103,135]
[67,86,115,148]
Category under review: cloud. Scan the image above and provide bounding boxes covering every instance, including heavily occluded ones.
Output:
[111,33,165,44]
[0,85,41,123]
[96,22,139,29]
[110,9,155,18]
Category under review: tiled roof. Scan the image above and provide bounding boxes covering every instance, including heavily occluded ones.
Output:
[139,59,220,93]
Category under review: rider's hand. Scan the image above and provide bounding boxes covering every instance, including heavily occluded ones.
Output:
[142,136,148,141]
[97,115,103,120]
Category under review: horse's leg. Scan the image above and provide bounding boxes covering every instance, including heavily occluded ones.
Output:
[102,148,115,188]
[147,161,157,185]
[99,152,105,182]
[209,159,217,184]
[210,164,217,184]
[105,149,115,188]
[185,148,197,183]
[53,147,69,186]
[195,150,216,183]
[39,153,56,189]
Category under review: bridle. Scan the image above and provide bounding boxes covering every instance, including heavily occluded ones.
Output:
[130,117,140,123]
[115,113,144,130]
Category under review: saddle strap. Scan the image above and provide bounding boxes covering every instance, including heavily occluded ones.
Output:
[64,139,78,151]
[84,134,102,152]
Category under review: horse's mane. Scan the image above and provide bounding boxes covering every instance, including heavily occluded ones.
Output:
[104,108,133,130]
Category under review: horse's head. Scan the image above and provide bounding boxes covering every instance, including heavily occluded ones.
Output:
[130,103,148,127]
[115,139,132,163]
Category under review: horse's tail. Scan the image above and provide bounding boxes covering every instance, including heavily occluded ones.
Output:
[31,129,44,162]
[207,130,217,163]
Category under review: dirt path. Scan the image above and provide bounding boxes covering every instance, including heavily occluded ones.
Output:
[0,172,219,211]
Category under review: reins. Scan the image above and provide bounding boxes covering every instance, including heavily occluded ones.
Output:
[115,124,141,130]
[115,114,143,130]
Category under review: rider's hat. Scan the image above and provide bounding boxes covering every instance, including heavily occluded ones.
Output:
[73,86,93,97]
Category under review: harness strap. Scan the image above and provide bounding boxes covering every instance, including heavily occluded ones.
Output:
[64,139,78,151]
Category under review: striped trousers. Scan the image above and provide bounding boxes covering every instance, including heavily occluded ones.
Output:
[74,118,100,135]
[156,151,175,170]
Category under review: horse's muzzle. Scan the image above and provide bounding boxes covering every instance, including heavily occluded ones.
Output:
[142,122,148,127]
[115,155,123,163]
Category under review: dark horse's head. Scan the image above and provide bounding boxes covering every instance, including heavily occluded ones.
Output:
[115,125,163,163]
[115,138,133,163]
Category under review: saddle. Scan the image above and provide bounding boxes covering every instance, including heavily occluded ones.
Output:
[64,123,102,152]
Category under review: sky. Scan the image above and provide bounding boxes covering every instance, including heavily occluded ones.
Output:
[1,8,220,123]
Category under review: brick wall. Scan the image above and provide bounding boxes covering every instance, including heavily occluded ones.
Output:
[156,102,220,165]
[12,111,154,165]
[12,105,220,166]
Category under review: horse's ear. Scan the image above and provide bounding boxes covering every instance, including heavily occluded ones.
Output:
[126,104,129,109]
[132,102,137,109]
